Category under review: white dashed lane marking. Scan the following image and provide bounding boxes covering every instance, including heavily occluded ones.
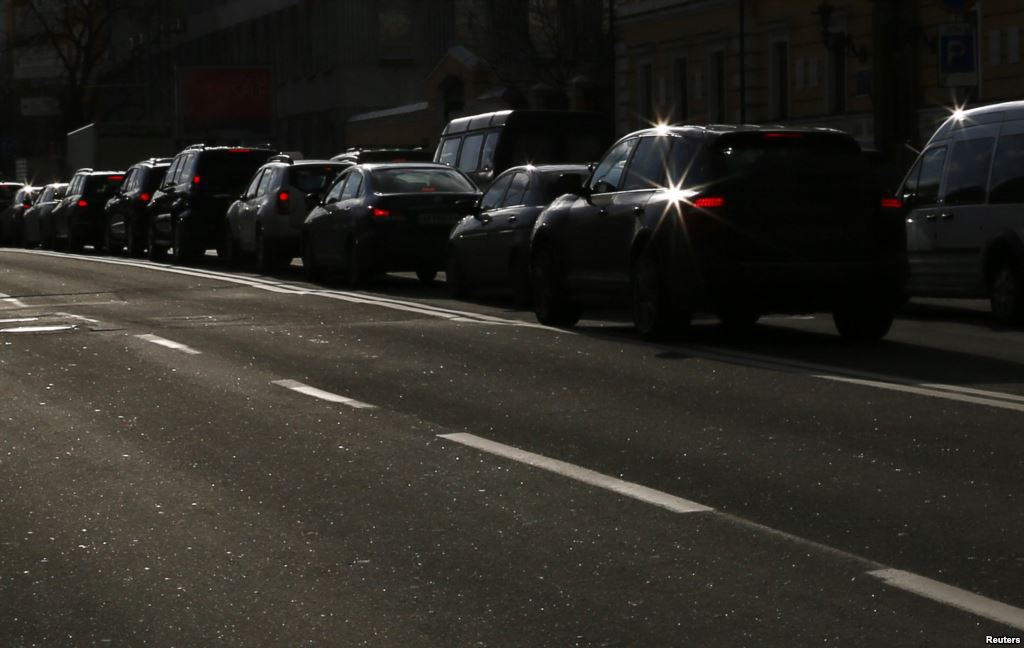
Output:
[272,379,376,410]
[136,334,202,355]
[440,432,1024,631]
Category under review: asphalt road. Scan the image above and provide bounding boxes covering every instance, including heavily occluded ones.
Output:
[1,248,1022,647]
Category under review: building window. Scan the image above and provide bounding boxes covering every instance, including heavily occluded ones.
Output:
[771,41,789,120]
[673,57,689,122]
[828,36,847,114]
[709,50,726,122]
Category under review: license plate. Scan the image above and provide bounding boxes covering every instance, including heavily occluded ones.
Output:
[418,212,461,226]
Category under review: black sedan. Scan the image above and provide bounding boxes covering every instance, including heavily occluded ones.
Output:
[23,183,68,248]
[446,164,588,305]
[301,163,479,286]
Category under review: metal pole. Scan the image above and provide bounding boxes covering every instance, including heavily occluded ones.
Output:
[739,0,746,122]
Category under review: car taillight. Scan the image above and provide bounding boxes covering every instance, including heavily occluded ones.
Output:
[77,199,88,208]
[693,196,725,208]
[109,175,124,181]
[764,132,802,139]
[278,191,290,203]
[277,191,291,212]
[229,148,251,153]
[371,207,391,218]
[22,202,31,209]
[192,175,201,185]
[880,197,903,209]
[139,192,151,202]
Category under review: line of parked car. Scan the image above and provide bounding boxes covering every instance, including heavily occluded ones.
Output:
[2,102,1023,342]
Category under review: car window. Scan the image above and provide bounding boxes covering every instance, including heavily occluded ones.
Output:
[481,132,500,171]
[915,146,947,207]
[458,134,485,172]
[589,138,638,194]
[666,138,706,187]
[438,138,461,167]
[120,169,137,193]
[39,187,54,203]
[944,136,994,205]
[481,173,513,210]
[255,169,274,197]
[244,170,265,198]
[164,157,183,186]
[990,133,1024,204]
[180,154,200,184]
[291,166,343,194]
[324,175,347,204]
[54,185,67,199]
[373,168,476,194]
[539,171,587,203]
[341,171,363,199]
[503,172,530,207]
[623,136,672,190]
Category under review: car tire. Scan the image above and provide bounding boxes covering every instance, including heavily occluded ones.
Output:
[990,260,1024,325]
[718,305,760,334]
[416,266,437,285]
[171,223,195,265]
[256,227,278,275]
[147,222,166,261]
[126,220,144,258]
[446,249,471,299]
[102,219,117,256]
[301,234,321,282]
[833,298,897,342]
[346,240,364,288]
[631,248,687,339]
[531,246,581,327]
[223,223,242,270]
[509,252,532,308]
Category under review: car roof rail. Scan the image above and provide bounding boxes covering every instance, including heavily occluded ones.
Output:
[185,143,206,150]
[74,167,94,174]
[267,154,293,164]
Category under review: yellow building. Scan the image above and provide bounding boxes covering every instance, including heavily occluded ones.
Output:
[615,0,1024,167]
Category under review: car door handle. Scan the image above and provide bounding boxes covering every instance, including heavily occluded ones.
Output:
[924,213,938,221]
[598,208,608,216]
[633,206,644,216]
[508,215,518,223]
[939,212,954,220]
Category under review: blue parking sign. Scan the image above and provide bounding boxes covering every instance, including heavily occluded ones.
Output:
[939,24,977,86]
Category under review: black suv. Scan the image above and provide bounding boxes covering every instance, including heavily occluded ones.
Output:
[146,144,276,263]
[51,170,126,252]
[104,157,172,257]
[530,125,908,340]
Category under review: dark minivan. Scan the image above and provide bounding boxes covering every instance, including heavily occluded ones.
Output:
[433,110,611,190]
[530,125,908,340]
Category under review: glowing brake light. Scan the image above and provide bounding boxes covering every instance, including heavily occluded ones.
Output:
[22,202,31,209]
[421,186,437,193]
[278,191,290,202]
[139,192,151,202]
[77,199,88,208]
[764,132,803,139]
[192,175,201,185]
[880,197,903,209]
[371,207,391,218]
[229,148,251,153]
[693,196,725,208]
[109,175,124,181]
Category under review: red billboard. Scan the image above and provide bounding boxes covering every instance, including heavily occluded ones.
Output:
[178,67,273,135]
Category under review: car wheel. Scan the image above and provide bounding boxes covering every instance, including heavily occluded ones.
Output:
[301,234,321,281]
[509,252,532,308]
[416,266,437,285]
[718,304,760,334]
[531,246,581,327]
[126,220,144,257]
[66,227,83,254]
[631,248,687,339]
[833,298,897,342]
[256,227,278,275]
[990,260,1024,325]
[346,240,364,288]
[222,222,241,270]
[172,223,194,265]
[102,219,118,255]
[147,222,166,261]
[446,249,471,298]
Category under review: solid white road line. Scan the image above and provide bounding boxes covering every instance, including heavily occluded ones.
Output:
[0,292,27,308]
[0,317,39,324]
[0,324,75,333]
[272,379,376,410]
[813,373,1024,413]
[437,432,713,514]
[870,569,1024,631]
[136,334,202,355]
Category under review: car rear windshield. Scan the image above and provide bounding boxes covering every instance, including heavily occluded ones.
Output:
[539,171,588,203]
[372,168,476,194]
[197,151,274,192]
[83,175,125,196]
[143,166,170,192]
[711,133,866,181]
[292,166,343,193]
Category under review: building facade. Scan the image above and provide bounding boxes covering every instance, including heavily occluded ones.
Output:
[614,0,1024,170]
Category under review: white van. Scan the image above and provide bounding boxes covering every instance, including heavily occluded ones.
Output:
[899,100,1024,324]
